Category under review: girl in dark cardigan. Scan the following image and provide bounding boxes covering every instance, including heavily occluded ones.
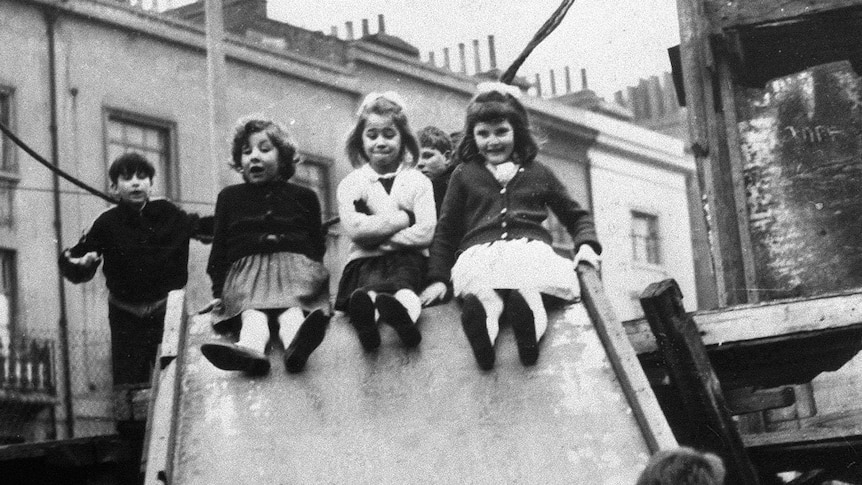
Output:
[421,83,602,370]
[201,117,330,376]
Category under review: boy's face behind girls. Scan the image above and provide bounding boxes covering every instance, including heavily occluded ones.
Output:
[362,113,402,174]
[473,119,515,165]
[241,130,280,184]
[112,171,152,209]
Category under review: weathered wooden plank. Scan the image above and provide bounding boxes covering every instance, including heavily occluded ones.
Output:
[159,290,186,367]
[678,0,748,306]
[742,408,862,447]
[576,263,677,453]
[640,278,761,485]
[703,0,862,29]
[725,386,795,415]
[624,289,862,354]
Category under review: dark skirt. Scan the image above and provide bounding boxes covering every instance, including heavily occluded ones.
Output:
[335,250,427,310]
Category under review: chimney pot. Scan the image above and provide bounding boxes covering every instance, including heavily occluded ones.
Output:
[443,47,451,70]
[565,66,572,93]
[345,21,354,40]
[549,69,557,96]
[378,14,386,34]
[535,73,543,98]
[488,35,497,70]
[581,68,588,90]
[362,19,370,37]
[473,39,481,74]
[458,43,467,74]
[428,51,436,66]
[330,26,338,37]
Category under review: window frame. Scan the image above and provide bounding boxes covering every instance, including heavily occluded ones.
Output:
[0,249,17,344]
[102,108,179,200]
[293,153,333,221]
[0,86,17,180]
[630,210,662,266]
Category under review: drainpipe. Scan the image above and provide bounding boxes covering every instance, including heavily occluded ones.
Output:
[43,6,75,439]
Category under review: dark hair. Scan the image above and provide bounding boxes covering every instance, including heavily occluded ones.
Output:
[345,95,419,168]
[417,125,453,155]
[230,117,299,180]
[636,447,726,485]
[455,90,538,166]
[108,152,155,184]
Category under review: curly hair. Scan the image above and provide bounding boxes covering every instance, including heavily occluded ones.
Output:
[455,90,538,166]
[417,125,453,155]
[636,447,726,485]
[345,94,419,168]
[230,117,299,180]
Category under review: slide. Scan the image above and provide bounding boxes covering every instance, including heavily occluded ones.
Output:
[144,267,675,484]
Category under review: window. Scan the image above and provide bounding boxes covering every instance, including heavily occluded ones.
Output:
[631,211,661,265]
[105,112,174,198]
[0,89,15,174]
[293,156,332,219]
[0,250,15,348]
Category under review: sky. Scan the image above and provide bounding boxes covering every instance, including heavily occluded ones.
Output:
[264,0,681,100]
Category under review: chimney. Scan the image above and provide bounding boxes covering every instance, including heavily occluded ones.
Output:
[443,47,451,70]
[581,68,588,90]
[458,43,467,74]
[345,21,354,40]
[361,19,370,37]
[330,26,338,37]
[378,14,386,34]
[534,73,542,97]
[428,51,436,66]
[473,39,481,73]
[549,69,557,96]
[488,35,497,70]
[564,66,572,93]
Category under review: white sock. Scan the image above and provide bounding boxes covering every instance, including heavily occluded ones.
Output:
[519,289,548,340]
[394,289,421,323]
[475,288,503,344]
[277,307,305,345]
[237,309,270,353]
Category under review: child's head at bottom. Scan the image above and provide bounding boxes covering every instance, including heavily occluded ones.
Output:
[230,116,299,184]
[636,447,726,485]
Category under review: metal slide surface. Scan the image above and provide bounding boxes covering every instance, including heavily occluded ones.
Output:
[156,288,672,485]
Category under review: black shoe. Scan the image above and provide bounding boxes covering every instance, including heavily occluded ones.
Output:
[507,291,539,366]
[348,290,380,351]
[461,294,494,370]
[200,341,270,376]
[376,293,422,348]
[284,309,330,373]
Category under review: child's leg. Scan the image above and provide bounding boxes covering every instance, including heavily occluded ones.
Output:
[236,309,270,353]
[375,289,422,347]
[507,289,546,366]
[348,289,381,351]
[280,307,330,373]
[461,288,503,370]
[519,289,549,340]
[201,309,270,375]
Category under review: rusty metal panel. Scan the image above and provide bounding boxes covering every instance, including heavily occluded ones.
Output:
[737,61,862,300]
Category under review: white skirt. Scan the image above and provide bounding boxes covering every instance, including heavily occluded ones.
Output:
[451,238,580,301]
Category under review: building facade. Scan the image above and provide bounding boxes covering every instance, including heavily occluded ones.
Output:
[0,0,697,441]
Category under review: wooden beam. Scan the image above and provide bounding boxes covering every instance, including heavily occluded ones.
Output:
[640,278,761,484]
[725,386,795,415]
[576,264,677,453]
[703,0,862,29]
[624,289,862,354]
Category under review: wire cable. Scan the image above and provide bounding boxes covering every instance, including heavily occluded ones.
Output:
[500,0,578,84]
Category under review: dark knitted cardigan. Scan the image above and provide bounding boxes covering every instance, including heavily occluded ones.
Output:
[207,180,325,298]
[61,199,198,304]
[426,158,602,284]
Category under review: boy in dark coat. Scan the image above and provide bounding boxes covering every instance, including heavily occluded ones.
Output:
[416,126,456,215]
[59,152,208,386]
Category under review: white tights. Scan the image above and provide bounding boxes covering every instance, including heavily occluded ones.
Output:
[472,288,549,344]
[236,307,307,353]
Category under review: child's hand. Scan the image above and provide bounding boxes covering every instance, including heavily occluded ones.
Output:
[65,250,101,267]
[573,244,601,270]
[420,282,448,306]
